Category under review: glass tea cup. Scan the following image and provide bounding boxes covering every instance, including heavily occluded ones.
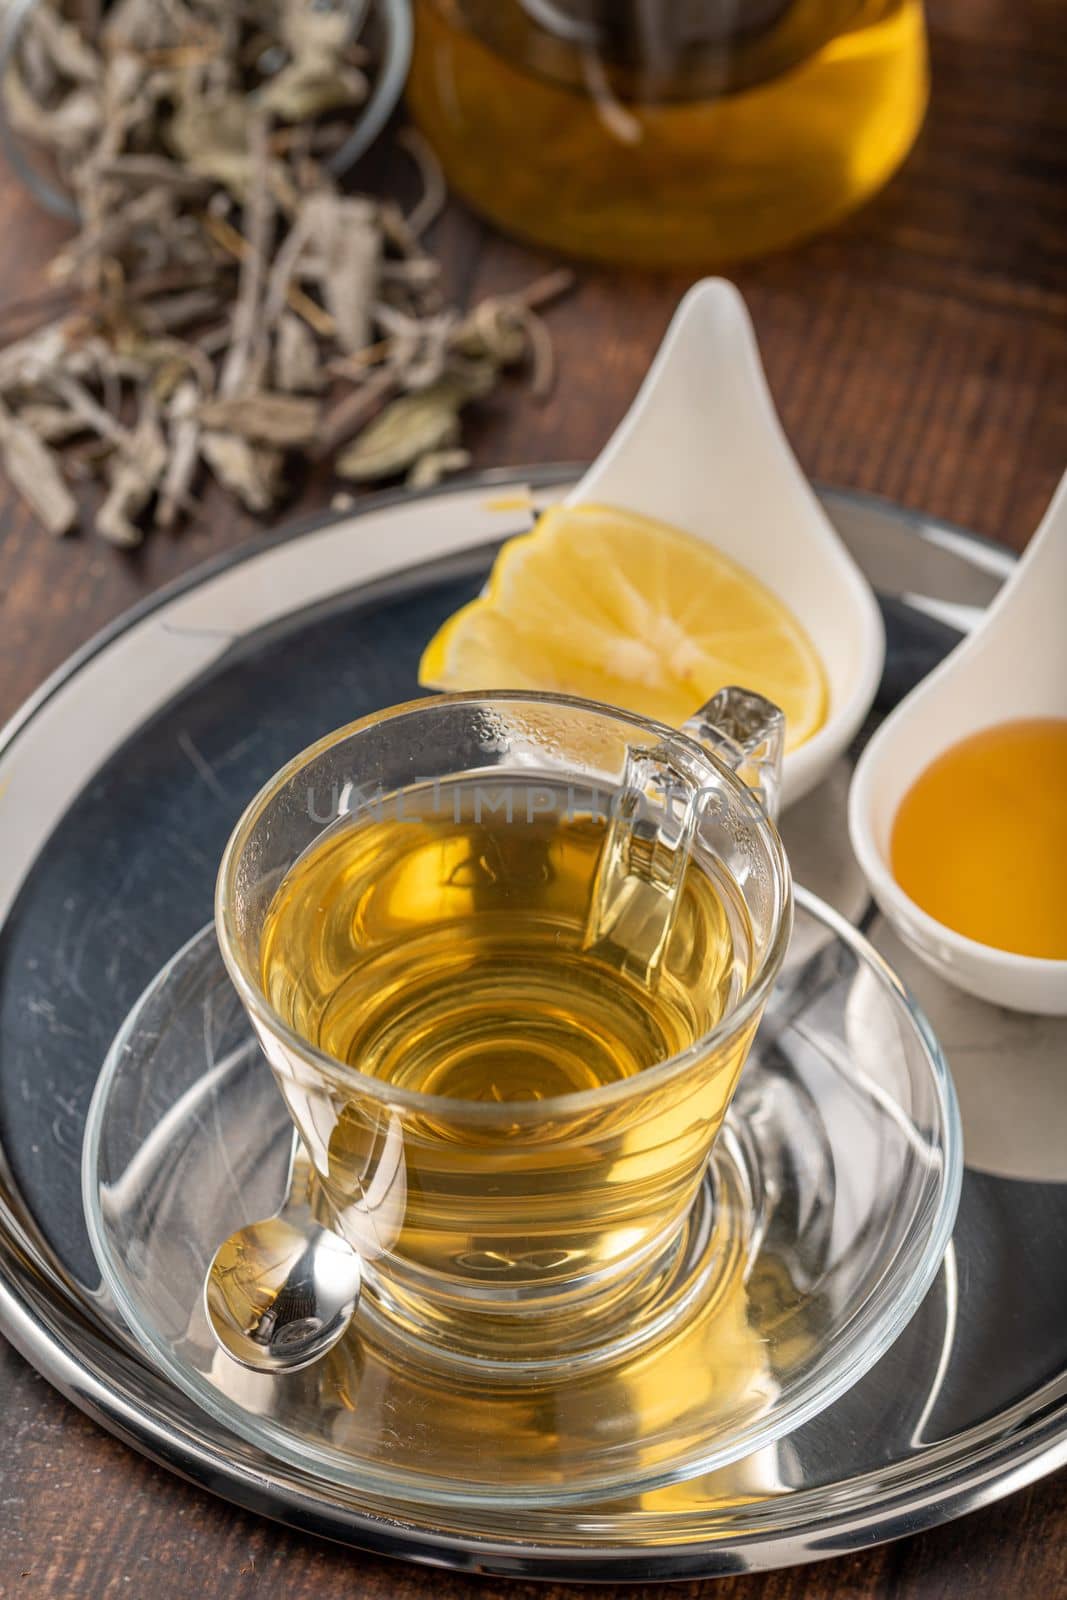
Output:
[215,689,791,1371]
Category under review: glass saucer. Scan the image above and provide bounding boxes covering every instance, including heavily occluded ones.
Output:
[83,888,961,1510]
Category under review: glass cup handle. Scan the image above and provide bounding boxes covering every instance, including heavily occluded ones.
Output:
[681,686,785,823]
[584,687,784,986]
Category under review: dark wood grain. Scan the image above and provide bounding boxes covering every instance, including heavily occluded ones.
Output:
[2,0,1066,1594]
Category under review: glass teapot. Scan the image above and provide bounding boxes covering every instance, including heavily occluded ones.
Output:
[407,0,928,265]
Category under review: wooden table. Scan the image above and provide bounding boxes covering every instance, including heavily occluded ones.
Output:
[2,1,1065,1595]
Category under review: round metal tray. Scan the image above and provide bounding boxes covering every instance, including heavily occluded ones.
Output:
[0,468,1063,1582]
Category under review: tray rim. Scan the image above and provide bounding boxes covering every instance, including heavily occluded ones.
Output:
[3,466,1062,1584]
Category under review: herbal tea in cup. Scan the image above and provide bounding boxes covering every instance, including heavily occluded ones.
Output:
[216,692,791,1368]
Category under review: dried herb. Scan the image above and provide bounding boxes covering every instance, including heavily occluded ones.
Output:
[95,397,167,545]
[305,193,381,355]
[316,367,396,458]
[274,311,324,393]
[197,392,320,447]
[408,448,473,490]
[336,368,494,482]
[157,378,200,528]
[0,396,77,534]
[200,430,281,513]
[259,0,369,121]
[0,1,576,542]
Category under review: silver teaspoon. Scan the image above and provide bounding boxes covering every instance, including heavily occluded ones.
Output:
[204,1137,361,1373]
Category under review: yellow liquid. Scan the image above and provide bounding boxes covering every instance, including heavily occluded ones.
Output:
[890,719,1067,960]
[259,784,756,1350]
[261,790,747,1095]
[408,0,928,266]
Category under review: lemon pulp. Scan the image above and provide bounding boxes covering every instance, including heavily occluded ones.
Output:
[420,503,827,753]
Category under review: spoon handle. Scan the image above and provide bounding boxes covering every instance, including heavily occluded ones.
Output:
[968,467,1067,681]
[279,1133,331,1224]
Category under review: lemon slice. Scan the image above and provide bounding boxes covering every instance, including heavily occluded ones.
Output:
[420,504,827,752]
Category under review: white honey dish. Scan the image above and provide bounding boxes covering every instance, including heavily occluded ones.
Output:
[849,469,1067,1016]
[568,277,886,808]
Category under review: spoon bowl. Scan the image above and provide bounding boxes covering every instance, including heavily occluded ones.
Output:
[205,1140,362,1373]
[849,471,1067,1015]
[567,279,885,807]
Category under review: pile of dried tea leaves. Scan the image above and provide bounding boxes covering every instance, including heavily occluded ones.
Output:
[0,0,573,542]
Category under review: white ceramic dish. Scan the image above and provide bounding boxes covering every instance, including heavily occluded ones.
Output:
[849,470,1067,1015]
[568,278,886,808]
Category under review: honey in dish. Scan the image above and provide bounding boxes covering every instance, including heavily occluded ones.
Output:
[890,718,1067,960]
